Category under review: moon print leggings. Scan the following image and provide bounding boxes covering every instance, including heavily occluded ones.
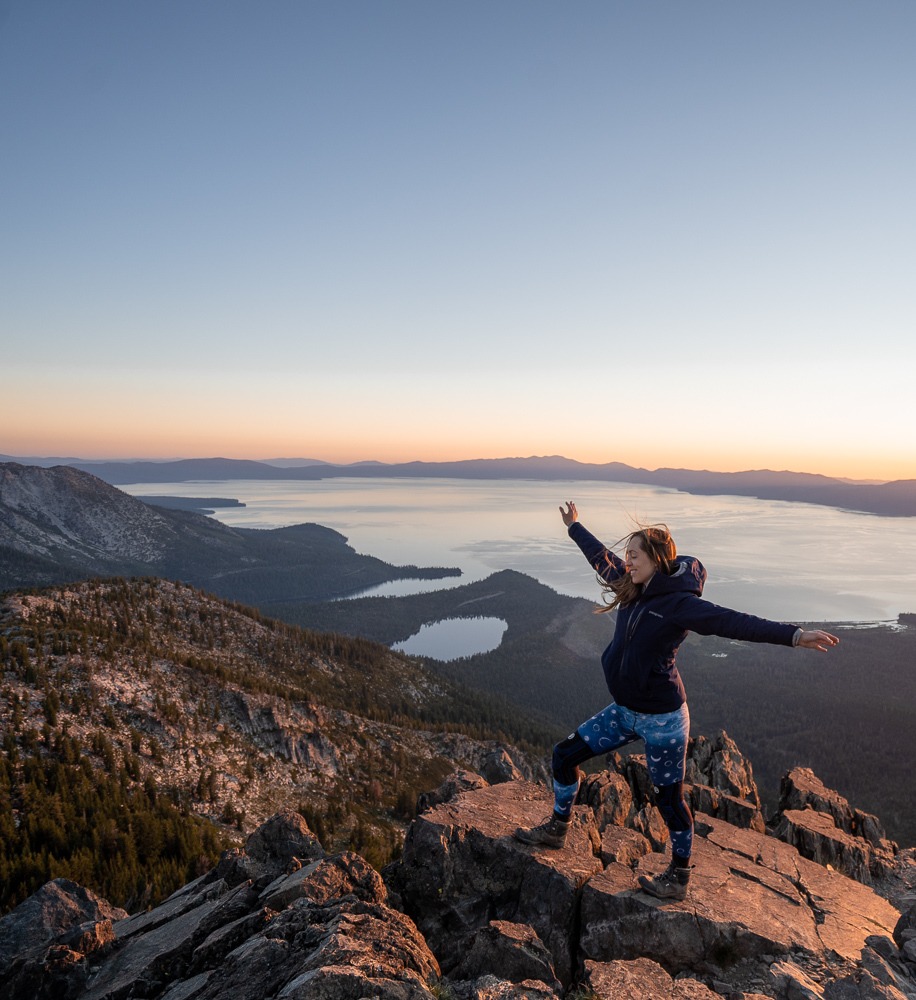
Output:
[551,701,693,860]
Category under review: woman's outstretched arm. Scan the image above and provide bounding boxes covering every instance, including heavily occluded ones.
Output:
[673,595,839,651]
[560,501,627,583]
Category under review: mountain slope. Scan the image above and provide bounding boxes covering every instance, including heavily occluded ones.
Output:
[0,463,458,599]
[0,578,553,913]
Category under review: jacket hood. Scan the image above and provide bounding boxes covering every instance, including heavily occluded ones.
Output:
[643,555,707,598]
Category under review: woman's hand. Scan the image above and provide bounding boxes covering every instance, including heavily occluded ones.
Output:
[797,630,840,652]
[559,501,578,527]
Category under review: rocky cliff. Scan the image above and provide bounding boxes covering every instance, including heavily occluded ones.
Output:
[2,735,914,1000]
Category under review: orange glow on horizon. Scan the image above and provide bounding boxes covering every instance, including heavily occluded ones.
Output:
[2,430,911,484]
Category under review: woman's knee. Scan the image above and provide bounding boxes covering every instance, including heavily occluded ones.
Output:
[552,732,593,785]
[654,780,693,832]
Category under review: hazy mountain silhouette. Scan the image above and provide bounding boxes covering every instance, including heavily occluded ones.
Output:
[23,454,912,516]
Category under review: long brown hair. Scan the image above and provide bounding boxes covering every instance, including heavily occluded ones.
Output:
[597,523,677,614]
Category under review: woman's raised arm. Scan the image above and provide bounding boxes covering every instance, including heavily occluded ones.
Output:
[559,501,578,527]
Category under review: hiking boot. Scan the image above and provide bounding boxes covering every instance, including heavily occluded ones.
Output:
[514,814,570,849]
[638,860,691,900]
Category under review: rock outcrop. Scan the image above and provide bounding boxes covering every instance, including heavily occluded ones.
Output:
[387,735,916,999]
[772,767,900,885]
[2,735,916,999]
[0,813,439,1000]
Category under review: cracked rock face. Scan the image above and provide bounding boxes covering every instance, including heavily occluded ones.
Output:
[388,781,903,994]
[3,737,916,1000]
[387,739,916,999]
[580,815,900,971]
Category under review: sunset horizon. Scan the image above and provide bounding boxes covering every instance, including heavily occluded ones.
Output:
[1,441,908,485]
[3,4,913,497]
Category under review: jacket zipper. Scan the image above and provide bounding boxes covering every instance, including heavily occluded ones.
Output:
[620,603,646,682]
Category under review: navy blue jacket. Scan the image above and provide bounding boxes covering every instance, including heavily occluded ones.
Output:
[569,522,798,714]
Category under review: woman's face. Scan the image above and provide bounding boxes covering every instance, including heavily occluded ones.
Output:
[625,536,657,587]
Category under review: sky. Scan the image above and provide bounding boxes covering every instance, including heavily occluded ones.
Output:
[1,1,914,481]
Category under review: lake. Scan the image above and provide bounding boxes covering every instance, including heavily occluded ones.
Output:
[122,477,916,625]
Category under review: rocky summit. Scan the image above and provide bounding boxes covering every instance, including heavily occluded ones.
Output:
[1,734,915,1000]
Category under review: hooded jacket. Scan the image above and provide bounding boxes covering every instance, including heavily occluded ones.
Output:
[569,522,798,714]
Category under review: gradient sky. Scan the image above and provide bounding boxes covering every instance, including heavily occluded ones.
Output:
[2,1,914,480]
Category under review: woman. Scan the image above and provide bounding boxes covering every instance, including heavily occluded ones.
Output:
[515,501,839,901]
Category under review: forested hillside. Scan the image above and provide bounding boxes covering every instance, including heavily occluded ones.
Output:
[0,578,555,914]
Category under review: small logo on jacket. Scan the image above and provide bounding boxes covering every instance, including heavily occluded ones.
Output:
[648,611,664,618]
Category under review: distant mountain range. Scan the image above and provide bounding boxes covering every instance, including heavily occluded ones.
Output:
[2,453,912,516]
[0,463,457,599]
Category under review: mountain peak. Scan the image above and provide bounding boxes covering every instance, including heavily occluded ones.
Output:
[2,735,914,999]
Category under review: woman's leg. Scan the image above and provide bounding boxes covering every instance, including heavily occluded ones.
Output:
[515,703,638,848]
[633,703,693,899]
[550,731,600,817]
[557,702,641,814]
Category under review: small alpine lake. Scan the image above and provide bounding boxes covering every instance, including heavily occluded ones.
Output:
[391,616,509,661]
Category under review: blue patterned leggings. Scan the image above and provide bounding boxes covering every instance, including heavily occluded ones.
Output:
[551,701,693,860]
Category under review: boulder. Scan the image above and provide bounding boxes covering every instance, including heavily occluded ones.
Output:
[688,731,762,807]
[577,769,633,829]
[417,769,490,813]
[599,825,652,867]
[632,801,671,850]
[583,957,723,998]
[479,749,526,784]
[778,769,888,845]
[449,921,560,991]
[0,877,126,975]
[259,851,386,911]
[244,810,325,872]
[686,731,765,831]
[688,783,766,833]
[768,959,826,999]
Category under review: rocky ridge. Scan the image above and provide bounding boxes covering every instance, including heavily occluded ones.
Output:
[2,734,914,1000]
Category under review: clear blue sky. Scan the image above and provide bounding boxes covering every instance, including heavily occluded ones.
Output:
[2,1,914,479]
